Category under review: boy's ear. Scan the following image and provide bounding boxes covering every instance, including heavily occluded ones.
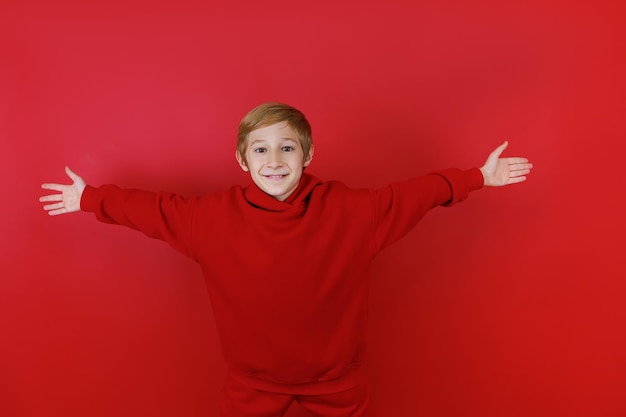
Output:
[235,151,249,172]
[303,144,315,167]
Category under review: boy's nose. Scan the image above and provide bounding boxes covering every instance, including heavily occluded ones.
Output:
[267,150,283,167]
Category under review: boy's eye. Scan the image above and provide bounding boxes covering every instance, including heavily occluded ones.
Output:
[282,146,294,152]
[254,147,266,153]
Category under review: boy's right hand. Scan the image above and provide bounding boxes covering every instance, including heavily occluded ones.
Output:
[40,166,87,216]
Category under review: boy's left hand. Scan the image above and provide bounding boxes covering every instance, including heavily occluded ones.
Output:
[479,141,533,186]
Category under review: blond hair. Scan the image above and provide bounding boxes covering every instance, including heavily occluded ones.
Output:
[237,102,312,162]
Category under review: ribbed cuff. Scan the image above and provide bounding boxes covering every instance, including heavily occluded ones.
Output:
[79,185,97,212]
[465,167,485,192]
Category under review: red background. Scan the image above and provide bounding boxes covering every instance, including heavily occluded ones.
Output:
[1,1,625,416]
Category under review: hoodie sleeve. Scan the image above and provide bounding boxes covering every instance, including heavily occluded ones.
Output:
[81,185,196,259]
[370,168,484,252]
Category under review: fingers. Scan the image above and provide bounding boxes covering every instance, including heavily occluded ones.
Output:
[507,158,532,184]
[47,207,70,216]
[508,176,527,185]
[39,193,64,203]
[41,183,65,192]
[65,166,82,183]
[40,167,85,216]
[43,202,65,211]
[506,157,529,165]
[40,184,67,206]
[490,141,509,158]
[509,161,532,170]
[42,198,77,216]
[509,158,533,174]
[510,168,532,178]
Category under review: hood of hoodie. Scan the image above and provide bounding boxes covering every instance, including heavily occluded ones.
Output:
[243,172,323,213]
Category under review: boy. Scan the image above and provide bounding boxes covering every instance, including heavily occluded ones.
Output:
[40,102,533,417]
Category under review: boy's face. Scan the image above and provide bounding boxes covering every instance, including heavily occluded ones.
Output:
[236,122,314,201]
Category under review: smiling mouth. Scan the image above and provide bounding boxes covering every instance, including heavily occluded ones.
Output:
[264,174,287,179]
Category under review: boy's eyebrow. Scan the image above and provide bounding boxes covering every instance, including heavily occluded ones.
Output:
[248,138,298,146]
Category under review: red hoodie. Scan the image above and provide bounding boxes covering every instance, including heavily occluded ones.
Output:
[81,168,484,394]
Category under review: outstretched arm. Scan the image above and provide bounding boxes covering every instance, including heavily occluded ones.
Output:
[479,141,533,186]
[39,167,196,257]
[40,166,87,215]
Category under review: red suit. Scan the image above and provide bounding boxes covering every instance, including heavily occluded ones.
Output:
[81,169,484,416]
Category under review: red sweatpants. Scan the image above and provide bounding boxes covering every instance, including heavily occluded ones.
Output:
[219,373,374,417]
